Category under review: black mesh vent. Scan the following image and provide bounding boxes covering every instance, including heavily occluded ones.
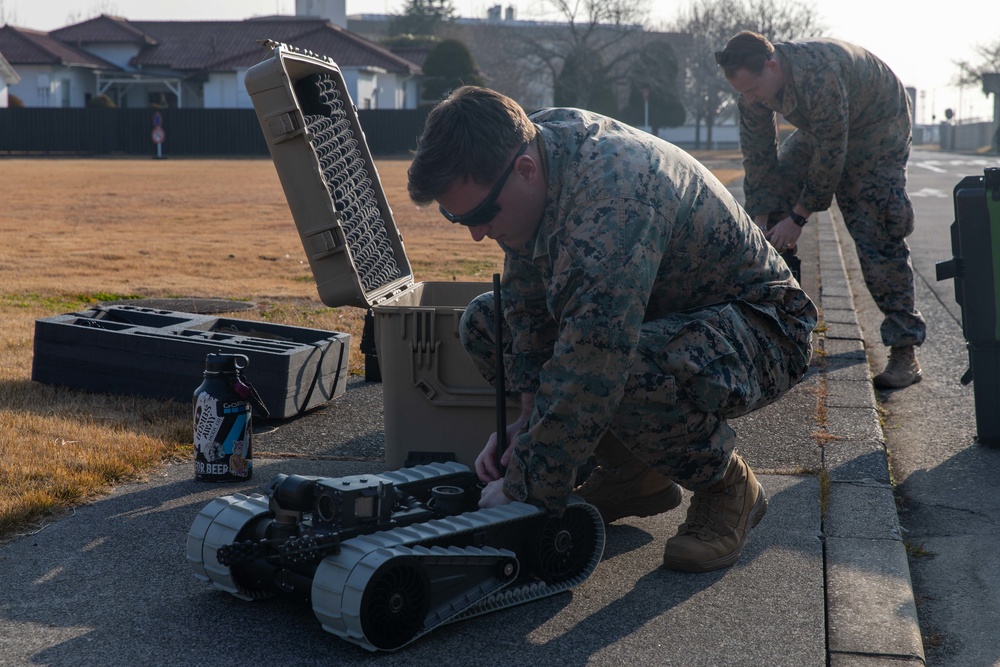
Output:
[297,73,402,293]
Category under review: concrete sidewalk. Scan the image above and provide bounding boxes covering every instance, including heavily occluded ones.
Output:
[0,210,925,666]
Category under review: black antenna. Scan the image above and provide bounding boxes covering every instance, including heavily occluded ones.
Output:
[493,273,506,474]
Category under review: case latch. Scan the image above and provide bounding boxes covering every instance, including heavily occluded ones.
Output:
[264,109,302,143]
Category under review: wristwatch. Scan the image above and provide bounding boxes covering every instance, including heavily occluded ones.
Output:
[789,211,808,227]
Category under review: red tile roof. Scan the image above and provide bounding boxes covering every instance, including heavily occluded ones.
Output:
[0,25,116,68]
[48,15,420,74]
[51,14,156,45]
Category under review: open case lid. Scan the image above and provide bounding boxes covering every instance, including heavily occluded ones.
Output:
[244,40,414,310]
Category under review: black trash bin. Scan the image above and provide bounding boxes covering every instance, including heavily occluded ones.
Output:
[936,167,1000,446]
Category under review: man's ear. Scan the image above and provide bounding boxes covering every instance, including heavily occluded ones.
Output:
[516,154,535,181]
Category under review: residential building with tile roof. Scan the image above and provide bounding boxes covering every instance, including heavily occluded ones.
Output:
[0,25,116,107]
[0,49,20,107]
[0,15,422,109]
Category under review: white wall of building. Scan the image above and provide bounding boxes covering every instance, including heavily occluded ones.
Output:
[205,71,253,109]
[400,75,418,110]
[322,68,415,111]
[0,58,20,107]
[354,69,379,109]
[8,66,93,107]
[657,123,741,149]
[387,73,419,110]
[83,44,140,70]
[939,120,996,151]
[340,68,358,107]
[295,0,347,27]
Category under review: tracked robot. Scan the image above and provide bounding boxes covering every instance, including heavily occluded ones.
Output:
[187,462,604,651]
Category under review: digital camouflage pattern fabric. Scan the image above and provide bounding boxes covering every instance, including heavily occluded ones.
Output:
[460,108,817,514]
[738,38,926,348]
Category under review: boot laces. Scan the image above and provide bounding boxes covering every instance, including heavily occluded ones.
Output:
[678,487,733,539]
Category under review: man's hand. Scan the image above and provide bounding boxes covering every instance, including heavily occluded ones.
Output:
[763,215,803,251]
[475,425,518,482]
[475,392,534,482]
[478,478,514,509]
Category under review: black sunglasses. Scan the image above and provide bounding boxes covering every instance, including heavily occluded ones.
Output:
[439,141,530,227]
[716,50,766,69]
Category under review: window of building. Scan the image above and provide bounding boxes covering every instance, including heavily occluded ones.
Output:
[149,92,177,108]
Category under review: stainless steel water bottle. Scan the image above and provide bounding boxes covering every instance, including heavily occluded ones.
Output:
[193,353,253,482]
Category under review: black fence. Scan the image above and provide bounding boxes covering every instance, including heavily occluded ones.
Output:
[0,107,430,157]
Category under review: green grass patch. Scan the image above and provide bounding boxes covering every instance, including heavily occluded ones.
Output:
[905,541,932,558]
[0,292,146,311]
[409,257,499,280]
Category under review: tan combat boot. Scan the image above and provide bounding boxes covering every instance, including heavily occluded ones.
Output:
[574,434,683,524]
[872,345,922,389]
[661,453,767,573]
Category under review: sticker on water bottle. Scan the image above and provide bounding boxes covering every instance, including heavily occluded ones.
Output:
[194,392,225,462]
[230,438,251,478]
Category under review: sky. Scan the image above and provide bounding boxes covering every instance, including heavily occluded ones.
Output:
[3,0,996,124]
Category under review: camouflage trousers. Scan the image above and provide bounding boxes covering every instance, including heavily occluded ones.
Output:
[460,293,811,489]
[773,130,926,347]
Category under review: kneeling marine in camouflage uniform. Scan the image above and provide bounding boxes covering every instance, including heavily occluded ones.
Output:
[408,87,817,573]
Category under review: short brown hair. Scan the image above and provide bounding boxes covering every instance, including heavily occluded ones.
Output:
[715,31,774,78]
[407,86,536,205]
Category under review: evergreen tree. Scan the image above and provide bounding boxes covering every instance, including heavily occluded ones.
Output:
[621,40,686,131]
[390,0,456,37]
[420,39,485,103]
[554,46,618,117]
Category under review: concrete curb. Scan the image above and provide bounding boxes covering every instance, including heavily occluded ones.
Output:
[818,210,925,666]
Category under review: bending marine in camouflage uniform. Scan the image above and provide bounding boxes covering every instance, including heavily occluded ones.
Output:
[717,31,926,389]
[407,86,817,573]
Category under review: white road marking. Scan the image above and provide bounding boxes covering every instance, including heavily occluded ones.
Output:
[909,187,949,198]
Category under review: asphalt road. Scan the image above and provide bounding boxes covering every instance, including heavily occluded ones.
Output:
[841,147,1000,666]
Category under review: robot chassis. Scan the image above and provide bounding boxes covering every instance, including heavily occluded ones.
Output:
[187,462,605,651]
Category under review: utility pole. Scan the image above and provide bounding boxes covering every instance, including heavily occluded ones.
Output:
[642,87,650,133]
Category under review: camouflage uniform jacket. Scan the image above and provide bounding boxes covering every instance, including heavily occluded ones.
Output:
[738,38,913,218]
[500,107,815,511]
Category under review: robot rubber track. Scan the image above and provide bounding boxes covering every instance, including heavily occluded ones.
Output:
[187,462,605,651]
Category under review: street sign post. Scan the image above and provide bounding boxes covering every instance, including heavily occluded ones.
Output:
[152,113,165,159]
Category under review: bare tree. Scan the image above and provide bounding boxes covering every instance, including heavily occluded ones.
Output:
[507,0,654,114]
[953,39,1000,98]
[438,0,688,115]
[740,0,825,44]
[671,0,740,148]
[669,0,825,148]
[0,1,17,27]
[64,1,120,25]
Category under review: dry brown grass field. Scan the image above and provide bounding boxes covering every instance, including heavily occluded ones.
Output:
[0,153,741,539]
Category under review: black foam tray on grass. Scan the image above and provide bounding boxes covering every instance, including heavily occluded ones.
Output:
[31,305,350,419]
